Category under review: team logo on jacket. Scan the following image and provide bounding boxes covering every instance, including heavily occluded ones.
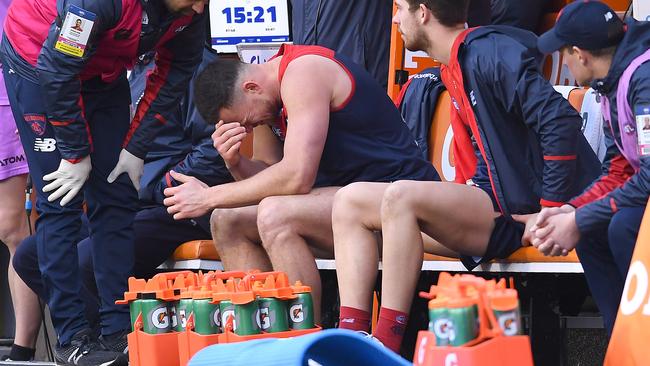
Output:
[24,114,46,136]
[34,138,56,152]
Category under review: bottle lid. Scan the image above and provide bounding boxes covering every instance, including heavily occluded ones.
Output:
[489,289,519,311]
[428,297,448,309]
[291,281,311,294]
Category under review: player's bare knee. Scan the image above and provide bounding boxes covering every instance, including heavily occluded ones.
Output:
[259,227,295,253]
[257,197,290,234]
[332,183,367,222]
[257,197,299,249]
[0,211,26,250]
[211,208,243,241]
[381,181,416,217]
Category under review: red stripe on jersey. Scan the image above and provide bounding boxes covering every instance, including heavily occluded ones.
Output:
[540,198,565,207]
[544,155,577,161]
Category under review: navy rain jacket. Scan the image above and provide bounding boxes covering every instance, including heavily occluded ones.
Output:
[129,47,233,206]
[457,26,600,216]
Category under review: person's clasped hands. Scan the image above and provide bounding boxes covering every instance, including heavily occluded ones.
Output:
[529,205,581,257]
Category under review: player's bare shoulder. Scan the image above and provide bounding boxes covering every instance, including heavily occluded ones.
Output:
[281,55,351,108]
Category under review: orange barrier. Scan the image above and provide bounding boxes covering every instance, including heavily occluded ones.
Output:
[605,202,650,365]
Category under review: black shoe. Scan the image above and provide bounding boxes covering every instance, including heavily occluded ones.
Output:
[99,329,129,355]
[55,329,127,366]
[1,344,35,362]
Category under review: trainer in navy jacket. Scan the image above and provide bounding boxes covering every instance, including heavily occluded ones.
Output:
[536,1,650,335]
[0,0,206,347]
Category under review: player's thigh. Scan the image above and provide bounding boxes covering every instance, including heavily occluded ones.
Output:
[385,180,497,251]
[258,187,339,252]
[422,233,459,258]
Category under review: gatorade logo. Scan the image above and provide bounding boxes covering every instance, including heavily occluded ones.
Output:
[255,309,262,329]
[151,306,169,329]
[498,313,518,336]
[179,309,187,328]
[222,309,236,330]
[213,308,221,327]
[169,306,178,328]
[260,307,271,330]
[433,318,455,341]
[290,304,304,323]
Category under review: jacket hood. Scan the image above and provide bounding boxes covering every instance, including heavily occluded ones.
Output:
[465,25,545,69]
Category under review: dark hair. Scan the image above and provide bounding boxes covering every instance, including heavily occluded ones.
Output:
[404,0,469,27]
[194,58,245,124]
[562,45,618,58]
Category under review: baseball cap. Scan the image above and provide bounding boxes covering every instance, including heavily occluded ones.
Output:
[538,1,625,54]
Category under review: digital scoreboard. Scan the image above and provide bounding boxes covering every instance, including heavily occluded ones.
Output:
[210,0,290,53]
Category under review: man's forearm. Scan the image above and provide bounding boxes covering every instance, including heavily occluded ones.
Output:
[228,157,271,181]
[206,160,312,209]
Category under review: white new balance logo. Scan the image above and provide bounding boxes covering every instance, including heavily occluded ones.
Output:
[67,348,82,364]
[34,138,56,152]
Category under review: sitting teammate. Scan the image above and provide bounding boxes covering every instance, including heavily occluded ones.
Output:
[332,0,600,352]
[163,44,439,322]
[533,1,650,335]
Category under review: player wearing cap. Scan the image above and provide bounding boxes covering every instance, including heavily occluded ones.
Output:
[535,0,650,335]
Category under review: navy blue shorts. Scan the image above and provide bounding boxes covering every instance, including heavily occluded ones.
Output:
[459,184,525,270]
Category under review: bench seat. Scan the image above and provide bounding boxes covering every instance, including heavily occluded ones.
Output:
[160,240,583,274]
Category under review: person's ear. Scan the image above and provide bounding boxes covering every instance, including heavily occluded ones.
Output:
[419,3,429,24]
[242,81,261,94]
[574,47,589,67]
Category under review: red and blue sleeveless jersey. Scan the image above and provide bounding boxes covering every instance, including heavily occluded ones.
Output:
[274,44,439,186]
